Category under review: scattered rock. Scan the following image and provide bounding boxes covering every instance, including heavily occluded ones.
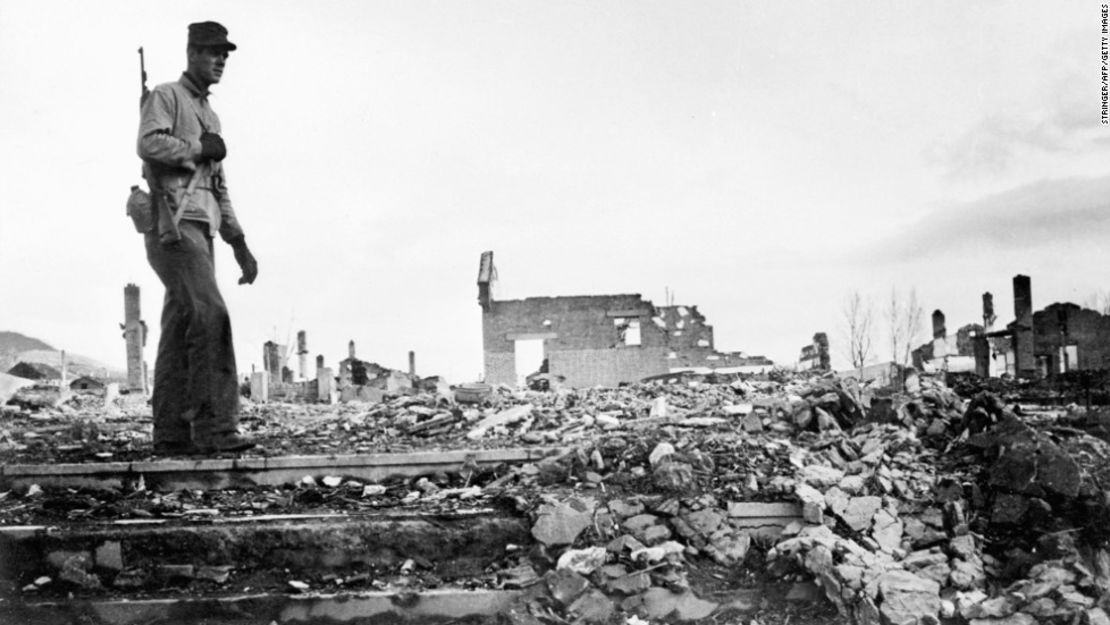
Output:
[653,461,696,491]
[902,549,951,586]
[649,442,675,467]
[840,496,883,532]
[839,474,867,494]
[877,570,941,625]
[741,413,763,433]
[155,565,195,583]
[556,547,608,575]
[1088,607,1110,625]
[683,508,724,536]
[606,570,651,595]
[58,553,101,589]
[802,464,845,488]
[795,482,826,524]
[964,595,1019,619]
[362,484,387,497]
[94,541,123,572]
[567,589,616,623]
[608,499,645,519]
[607,534,646,554]
[547,568,590,606]
[631,540,684,563]
[706,530,752,566]
[968,614,1036,625]
[623,513,663,543]
[991,493,1029,525]
[533,498,596,547]
[640,587,681,619]
[949,556,986,590]
[196,565,232,584]
[871,509,903,552]
[825,486,850,518]
[673,592,719,621]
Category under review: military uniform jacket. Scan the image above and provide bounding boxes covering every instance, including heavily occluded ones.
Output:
[137,72,244,242]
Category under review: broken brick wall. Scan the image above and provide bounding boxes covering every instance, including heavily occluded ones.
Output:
[955,324,984,357]
[548,347,670,387]
[481,295,671,387]
[652,305,721,370]
[1033,303,1110,375]
[798,333,831,372]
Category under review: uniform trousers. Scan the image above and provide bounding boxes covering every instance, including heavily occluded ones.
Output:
[144,219,240,445]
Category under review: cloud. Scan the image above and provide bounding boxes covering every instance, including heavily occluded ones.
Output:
[864,173,1110,263]
[928,68,1106,180]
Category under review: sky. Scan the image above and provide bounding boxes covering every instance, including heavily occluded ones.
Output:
[2,1,1109,381]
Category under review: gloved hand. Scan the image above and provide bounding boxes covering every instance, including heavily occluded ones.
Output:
[229,236,257,284]
[199,132,227,163]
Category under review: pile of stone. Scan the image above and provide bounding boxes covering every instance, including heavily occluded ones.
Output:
[761,391,1110,625]
[6,369,1110,623]
[489,377,1110,624]
[506,488,791,624]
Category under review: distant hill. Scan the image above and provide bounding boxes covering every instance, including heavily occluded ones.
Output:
[16,350,124,380]
[0,331,54,372]
[0,331,125,380]
[0,331,54,355]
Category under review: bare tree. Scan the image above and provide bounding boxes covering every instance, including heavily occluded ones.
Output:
[886,288,901,367]
[886,287,924,366]
[1084,291,1110,315]
[900,289,924,365]
[843,291,874,375]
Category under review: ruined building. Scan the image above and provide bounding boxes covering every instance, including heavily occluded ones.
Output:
[913,275,1110,379]
[477,251,771,387]
[1031,303,1110,375]
[911,310,985,375]
[797,333,831,372]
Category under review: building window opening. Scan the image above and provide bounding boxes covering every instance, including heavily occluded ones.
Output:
[1060,345,1078,373]
[621,320,641,346]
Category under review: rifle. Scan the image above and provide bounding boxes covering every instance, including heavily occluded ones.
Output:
[138,47,149,107]
[133,44,204,244]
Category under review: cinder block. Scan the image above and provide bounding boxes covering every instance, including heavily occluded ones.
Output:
[250,371,268,402]
[95,541,123,571]
[317,367,336,403]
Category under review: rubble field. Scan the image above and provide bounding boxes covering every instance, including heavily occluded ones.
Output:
[2,371,1110,625]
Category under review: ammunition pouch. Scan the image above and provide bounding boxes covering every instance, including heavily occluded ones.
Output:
[126,185,154,234]
[132,162,200,244]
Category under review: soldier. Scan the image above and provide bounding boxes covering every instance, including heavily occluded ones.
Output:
[138,21,257,455]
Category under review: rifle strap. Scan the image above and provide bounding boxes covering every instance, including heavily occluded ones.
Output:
[168,84,213,227]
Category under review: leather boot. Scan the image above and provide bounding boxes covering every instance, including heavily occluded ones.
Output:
[196,433,255,454]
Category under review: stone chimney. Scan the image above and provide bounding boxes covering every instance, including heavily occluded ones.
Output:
[932,310,946,340]
[297,331,308,381]
[123,284,146,393]
[263,341,282,387]
[1013,275,1035,376]
[477,251,496,312]
[982,292,996,330]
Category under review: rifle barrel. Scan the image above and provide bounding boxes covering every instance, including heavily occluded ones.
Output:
[138,46,149,107]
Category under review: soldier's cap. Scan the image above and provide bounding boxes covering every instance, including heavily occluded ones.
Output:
[188,21,237,51]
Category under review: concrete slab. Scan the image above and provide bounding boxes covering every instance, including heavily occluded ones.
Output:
[0,446,568,491]
[726,501,803,540]
[0,510,530,588]
[727,501,801,517]
[4,589,523,625]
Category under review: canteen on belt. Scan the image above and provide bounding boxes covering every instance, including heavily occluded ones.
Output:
[126,184,154,234]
